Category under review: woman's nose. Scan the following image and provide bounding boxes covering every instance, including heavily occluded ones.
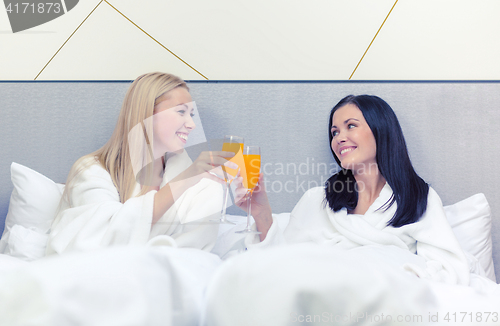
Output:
[185,115,196,130]
[335,130,346,143]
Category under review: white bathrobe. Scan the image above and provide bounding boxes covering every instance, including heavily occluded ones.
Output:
[46,151,222,255]
[246,183,470,285]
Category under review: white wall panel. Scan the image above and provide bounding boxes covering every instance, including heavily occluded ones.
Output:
[0,0,101,80]
[38,2,203,80]
[109,0,395,80]
[2,1,500,80]
[353,1,500,80]
[0,3,10,32]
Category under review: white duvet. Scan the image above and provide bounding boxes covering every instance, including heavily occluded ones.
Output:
[205,183,500,325]
[1,233,499,326]
[204,243,500,326]
[0,246,221,326]
[1,184,500,326]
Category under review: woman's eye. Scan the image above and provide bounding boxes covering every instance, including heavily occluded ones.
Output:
[331,130,338,137]
[190,113,195,117]
[178,110,185,115]
[348,123,356,129]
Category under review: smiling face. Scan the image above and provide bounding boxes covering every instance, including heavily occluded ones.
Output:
[330,103,377,173]
[152,87,195,156]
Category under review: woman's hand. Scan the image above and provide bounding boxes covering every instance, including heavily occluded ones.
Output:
[234,173,269,214]
[171,151,237,187]
[234,173,273,240]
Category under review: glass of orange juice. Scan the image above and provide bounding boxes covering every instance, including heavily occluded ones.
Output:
[236,146,262,234]
[213,135,244,224]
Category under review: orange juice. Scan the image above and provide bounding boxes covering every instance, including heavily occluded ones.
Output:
[222,142,244,178]
[243,154,261,189]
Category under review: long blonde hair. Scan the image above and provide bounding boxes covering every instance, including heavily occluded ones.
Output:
[63,72,188,205]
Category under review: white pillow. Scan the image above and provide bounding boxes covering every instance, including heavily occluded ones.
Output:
[0,163,64,261]
[444,193,495,282]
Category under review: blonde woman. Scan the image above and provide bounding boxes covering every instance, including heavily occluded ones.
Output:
[46,72,234,255]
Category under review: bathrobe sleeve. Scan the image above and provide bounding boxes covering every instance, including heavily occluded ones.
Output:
[402,187,470,285]
[46,162,156,255]
[149,178,222,252]
[148,150,222,251]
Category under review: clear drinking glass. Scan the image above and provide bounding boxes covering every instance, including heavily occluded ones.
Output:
[236,146,262,234]
[212,135,244,224]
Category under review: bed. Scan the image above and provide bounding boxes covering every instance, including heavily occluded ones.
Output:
[0,81,499,325]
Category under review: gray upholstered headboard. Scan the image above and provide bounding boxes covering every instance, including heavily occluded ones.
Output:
[1,81,499,278]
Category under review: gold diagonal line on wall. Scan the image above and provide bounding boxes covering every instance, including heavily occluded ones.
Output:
[349,0,399,80]
[34,1,104,80]
[104,0,208,80]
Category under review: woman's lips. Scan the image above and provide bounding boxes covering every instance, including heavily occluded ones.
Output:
[339,146,356,156]
[176,132,188,143]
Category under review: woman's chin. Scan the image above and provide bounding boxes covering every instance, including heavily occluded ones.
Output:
[340,161,354,170]
[340,161,365,173]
